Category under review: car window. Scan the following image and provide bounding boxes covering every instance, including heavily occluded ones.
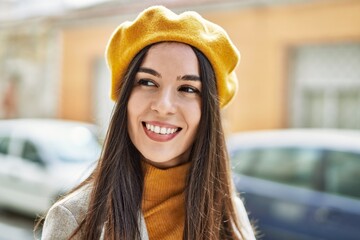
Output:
[325,150,360,200]
[232,147,321,189]
[21,140,44,165]
[0,136,10,155]
[50,126,101,163]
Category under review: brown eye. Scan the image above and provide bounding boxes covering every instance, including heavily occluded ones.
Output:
[178,85,200,94]
[137,79,156,87]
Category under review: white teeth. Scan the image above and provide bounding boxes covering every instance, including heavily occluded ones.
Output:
[154,126,160,133]
[145,123,178,135]
[160,128,166,134]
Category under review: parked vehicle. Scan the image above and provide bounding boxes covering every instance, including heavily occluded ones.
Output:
[0,119,101,216]
[228,129,360,240]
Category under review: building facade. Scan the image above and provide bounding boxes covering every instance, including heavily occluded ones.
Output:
[1,0,359,134]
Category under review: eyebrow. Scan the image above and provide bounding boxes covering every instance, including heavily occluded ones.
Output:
[138,67,161,77]
[178,75,201,81]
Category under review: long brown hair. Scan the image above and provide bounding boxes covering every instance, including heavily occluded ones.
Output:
[64,43,244,239]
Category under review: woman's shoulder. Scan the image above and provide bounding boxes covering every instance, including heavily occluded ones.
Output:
[41,184,92,240]
[53,184,92,222]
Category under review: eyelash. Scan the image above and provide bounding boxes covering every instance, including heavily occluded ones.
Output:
[137,79,156,87]
[137,79,200,94]
[178,85,200,94]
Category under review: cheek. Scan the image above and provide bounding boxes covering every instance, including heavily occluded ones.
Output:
[128,90,145,116]
[127,92,142,135]
[128,90,140,110]
[187,100,202,132]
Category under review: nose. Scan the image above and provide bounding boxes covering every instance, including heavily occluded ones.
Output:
[150,88,177,115]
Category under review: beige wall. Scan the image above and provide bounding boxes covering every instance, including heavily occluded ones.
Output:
[59,0,360,132]
[206,0,360,132]
[59,26,115,121]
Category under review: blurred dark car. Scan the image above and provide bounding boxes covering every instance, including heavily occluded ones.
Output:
[0,119,101,216]
[228,129,360,240]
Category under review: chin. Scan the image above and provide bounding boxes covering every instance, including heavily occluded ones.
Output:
[144,155,172,164]
[141,152,183,168]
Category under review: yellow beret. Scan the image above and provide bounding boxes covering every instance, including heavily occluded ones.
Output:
[106,5,240,108]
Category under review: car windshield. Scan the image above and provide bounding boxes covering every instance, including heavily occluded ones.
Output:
[47,126,101,163]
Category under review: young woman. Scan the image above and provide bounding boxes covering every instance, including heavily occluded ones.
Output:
[40,6,256,240]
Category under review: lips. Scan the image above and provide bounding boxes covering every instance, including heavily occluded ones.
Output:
[142,122,181,142]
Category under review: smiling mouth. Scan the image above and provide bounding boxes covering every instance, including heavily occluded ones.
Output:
[142,122,181,135]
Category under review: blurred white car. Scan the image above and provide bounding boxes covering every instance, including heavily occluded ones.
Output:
[0,119,101,216]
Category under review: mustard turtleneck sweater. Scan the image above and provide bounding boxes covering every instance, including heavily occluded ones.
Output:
[141,160,190,240]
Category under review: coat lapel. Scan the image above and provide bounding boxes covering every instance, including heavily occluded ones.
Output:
[99,213,149,240]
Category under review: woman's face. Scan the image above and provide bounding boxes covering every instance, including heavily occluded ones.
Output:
[127,42,201,169]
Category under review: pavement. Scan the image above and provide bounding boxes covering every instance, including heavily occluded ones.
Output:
[0,210,35,240]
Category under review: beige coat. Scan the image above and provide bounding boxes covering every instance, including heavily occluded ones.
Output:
[41,185,256,240]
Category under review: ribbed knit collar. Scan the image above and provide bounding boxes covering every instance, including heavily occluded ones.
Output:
[141,160,191,201]
[141,160,190,239]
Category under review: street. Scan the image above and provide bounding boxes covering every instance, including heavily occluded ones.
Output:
[0,209,35,240]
